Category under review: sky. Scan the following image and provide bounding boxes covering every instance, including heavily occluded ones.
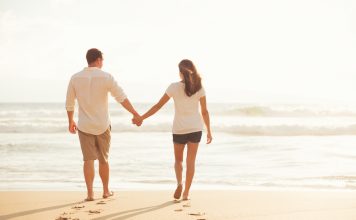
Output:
[0,0,355,103]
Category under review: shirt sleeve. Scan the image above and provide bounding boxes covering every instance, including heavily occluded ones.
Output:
[165,83,175,97]
[198,86,206,98]
[65,78,76,111]
[107,74,127,103]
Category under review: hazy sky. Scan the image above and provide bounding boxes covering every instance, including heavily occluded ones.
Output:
[0,0,355,103]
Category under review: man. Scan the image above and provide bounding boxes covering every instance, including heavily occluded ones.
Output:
[66,48,140,201]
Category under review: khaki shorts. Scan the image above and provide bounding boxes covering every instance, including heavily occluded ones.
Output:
[78,127,111,163]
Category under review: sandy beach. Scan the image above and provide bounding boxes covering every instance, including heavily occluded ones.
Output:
[1,190,356,220]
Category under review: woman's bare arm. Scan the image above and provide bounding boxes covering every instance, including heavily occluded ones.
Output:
[140,93,171,122]
[200,96,212,144]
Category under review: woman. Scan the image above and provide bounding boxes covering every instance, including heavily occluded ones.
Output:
[134,59,212,200]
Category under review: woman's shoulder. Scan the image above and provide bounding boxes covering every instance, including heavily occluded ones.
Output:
[167,81,183,89]
[166,81,183,96]
[170,81,183,86]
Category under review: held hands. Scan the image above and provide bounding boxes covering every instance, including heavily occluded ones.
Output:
[131,113,212,145]
[132,114,143,127]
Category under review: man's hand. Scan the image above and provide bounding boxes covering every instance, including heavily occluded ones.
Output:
[68,120,77,134]
[132,115,143,127]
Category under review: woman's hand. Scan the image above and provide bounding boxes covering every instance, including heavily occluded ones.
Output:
[207,131,213,144]
[132,115,143,126]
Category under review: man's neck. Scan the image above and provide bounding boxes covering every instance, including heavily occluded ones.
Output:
[88,65,100,68]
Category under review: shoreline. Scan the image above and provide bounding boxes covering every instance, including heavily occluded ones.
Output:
[1,190,356,220]
[2,184,356,192]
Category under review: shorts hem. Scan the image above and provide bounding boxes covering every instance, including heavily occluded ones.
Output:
[83,157,98,161]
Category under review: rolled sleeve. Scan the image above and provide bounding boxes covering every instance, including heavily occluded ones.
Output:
[108,74,127,103]
[65,79,76,111]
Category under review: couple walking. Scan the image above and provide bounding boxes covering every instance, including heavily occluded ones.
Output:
[65,48,212,201]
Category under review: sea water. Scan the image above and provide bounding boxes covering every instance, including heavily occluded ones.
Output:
[1,103,356,191]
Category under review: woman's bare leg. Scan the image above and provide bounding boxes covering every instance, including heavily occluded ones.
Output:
[183,142,199,199]
[173,143,185,199]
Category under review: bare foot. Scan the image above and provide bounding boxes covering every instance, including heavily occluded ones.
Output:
[174,184,183,199]
[84,197,94,202]
[182,195,190,200]
[103,191,114,199]
[182,191,190,200]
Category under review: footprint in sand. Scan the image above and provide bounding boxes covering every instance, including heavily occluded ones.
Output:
[55,212,77,220]
[183,203,191,207]
[72,204,85,210]
[174,208,183,212]
[55,217,69,220]
[96,201,106,205]
[189,212,205,216]
[88,209,103,215]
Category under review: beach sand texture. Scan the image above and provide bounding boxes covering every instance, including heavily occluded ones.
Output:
[1,190,356,220]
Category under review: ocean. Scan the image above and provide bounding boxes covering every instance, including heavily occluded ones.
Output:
[1,102,356,191]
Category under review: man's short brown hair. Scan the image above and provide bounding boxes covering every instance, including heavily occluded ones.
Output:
[86,48,103,64]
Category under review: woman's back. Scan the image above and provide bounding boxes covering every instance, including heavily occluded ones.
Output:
[166,82,205,134]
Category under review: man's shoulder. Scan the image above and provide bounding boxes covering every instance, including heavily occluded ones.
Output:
[71,69,86,79]
[98,70,112,78]
[91,69,113,79]
[71,69,112,79]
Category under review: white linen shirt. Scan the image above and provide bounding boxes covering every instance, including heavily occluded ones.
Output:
[65,67,127,135]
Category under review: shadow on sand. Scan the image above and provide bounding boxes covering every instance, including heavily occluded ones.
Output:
[91,200,176,220]
[0,201,80,220]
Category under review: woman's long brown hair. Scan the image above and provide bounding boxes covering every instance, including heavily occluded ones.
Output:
[178,59,202,97]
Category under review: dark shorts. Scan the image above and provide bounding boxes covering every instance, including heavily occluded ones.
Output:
[173,131,202,144]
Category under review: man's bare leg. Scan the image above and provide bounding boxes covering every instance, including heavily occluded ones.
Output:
[84,160,95,200]
[99,161,112,198]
